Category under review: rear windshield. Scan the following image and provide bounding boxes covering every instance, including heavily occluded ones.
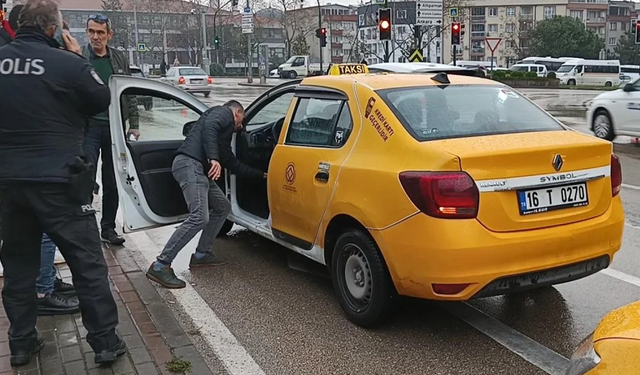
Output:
[510,65,528,72]
[377,85,564,141]
[179,68,207,75]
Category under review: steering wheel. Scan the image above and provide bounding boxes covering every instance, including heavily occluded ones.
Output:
[271,117,285,143]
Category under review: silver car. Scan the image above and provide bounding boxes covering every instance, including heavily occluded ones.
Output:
[161,66,212,97]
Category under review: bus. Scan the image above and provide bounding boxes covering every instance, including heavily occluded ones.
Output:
[515,57,573,72]
[555,59,620,87]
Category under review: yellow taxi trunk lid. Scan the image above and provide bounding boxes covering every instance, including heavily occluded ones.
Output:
[428,130,613,233]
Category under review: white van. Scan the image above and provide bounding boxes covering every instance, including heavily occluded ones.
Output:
[517,57,571,72]
[509,63,547,77]
[556,59,620,87]
[619,65,640,85]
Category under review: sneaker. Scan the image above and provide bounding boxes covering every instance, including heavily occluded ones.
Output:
[101,230,125,246]
[54,278,76,297]
[146,262,186,289]
[37,292,80,315]
[53,249,66,265]
[189,253,228,268]
[94,336,127,365]
[10,333,44,367]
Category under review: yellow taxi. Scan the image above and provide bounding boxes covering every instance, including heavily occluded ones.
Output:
[107,63,624,327]
[565,300,640,375]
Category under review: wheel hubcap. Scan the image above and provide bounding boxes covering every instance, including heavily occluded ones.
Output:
[594,115,611,138]
[343,246,372,302]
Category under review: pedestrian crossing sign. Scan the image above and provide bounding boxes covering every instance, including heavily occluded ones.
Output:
[137,43,147,52]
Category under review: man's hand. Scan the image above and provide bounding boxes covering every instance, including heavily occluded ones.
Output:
[208,160,222,180]
[62,31,82,55]
[127,129,141,141]
[263,173,268,179]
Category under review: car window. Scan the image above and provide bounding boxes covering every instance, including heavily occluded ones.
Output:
[632,78,640,90]
[377,85,564,141]
[179,68,207,75]
[332,103,353,147]
[285,98,343,146]
[246,92,294,130]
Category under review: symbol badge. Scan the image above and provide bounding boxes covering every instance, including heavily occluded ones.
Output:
[552,154,563,171]
[285,163,296,185]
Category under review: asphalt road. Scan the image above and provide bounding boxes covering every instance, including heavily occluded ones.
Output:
[121,81,640,375]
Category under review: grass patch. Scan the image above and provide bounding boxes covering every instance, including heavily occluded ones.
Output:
[166,358,193,373]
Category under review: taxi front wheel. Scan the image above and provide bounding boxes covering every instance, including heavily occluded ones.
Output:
[331,230,397,328]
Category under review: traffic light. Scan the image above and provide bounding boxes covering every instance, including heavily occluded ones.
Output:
[316,28,327,47]
[213,36,220,50]
[378,8,391,40]
[451,22,461,45]
[636,22,640,44]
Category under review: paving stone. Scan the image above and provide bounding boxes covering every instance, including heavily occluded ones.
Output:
[40,330,57,344]
[111,356,135,374]
[63,359,86,374]
[87,366,114,375]
[57,332,79,347]
[38,341,60,359]
[173,345,214,375]
[60,345,83,363]
[40,357,64,375]
[128,347,152,365]
[136,362,160,375]
[122,333,145,349]
[0,356,11,373]
[35,316,57,331]
[80,339,93,354]
[145,303,192,349]
[53,315,76,334]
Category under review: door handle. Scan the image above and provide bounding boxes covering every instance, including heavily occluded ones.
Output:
[315,171,329,183]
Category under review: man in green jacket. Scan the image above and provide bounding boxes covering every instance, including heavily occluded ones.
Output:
[82,14,140,246]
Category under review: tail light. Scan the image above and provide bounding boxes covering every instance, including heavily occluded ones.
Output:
[399,171,479,219]
[207,77,213,84]
[611,154,622,197]
[178,76,185,84]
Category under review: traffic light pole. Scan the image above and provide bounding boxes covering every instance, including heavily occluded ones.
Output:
[452,44,456,66]
[384,0,389,63]
[317,0,323,73]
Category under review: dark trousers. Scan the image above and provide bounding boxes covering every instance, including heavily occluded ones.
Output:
[0,184,119,353]
[84,122,118,233]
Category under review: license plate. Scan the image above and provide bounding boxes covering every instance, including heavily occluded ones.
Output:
[190,79,203,84]
[517,182,588,215]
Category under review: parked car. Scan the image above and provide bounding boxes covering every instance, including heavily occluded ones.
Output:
[129,66,154,111]
[161,66,213,97]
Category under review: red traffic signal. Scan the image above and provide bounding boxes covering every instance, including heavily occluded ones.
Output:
[378,7,391,40]
[321,27,327,36]
[636,22,640,44]
[452,23,460,32]
[380,19,390,31]
[451,22,461,45]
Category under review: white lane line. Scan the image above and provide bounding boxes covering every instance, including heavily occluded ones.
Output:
[601,268,640,289]
[625,222,640,230]
[441,302,569,375]
[124,230,267,375]
[622,183,640,191]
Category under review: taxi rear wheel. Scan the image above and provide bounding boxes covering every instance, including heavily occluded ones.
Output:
[593,110,614,141]
[331,230,397,328]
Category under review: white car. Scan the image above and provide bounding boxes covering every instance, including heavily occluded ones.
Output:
[161,66,212,98]
[587,77,640,141]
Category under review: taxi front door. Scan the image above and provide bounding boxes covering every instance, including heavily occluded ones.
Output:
[269,92,356,251]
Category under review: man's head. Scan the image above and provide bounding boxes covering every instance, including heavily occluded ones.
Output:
[17,0,62,38]
[8,5,24,32]
[223,100,245,131]
[86,14,113,54]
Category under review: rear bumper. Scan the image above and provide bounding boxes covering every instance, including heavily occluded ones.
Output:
[178,84,212,93]
[371,197,624,300]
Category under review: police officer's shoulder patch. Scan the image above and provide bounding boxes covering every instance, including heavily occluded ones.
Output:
[91,69,105,85]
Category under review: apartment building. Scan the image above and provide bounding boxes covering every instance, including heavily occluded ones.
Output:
[606,0,636,54]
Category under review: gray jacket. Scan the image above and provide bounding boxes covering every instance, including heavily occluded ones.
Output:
[81,44,139,129]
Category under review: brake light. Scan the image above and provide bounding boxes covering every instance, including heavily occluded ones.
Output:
[207,77,213,84]
[178,76,185,84]
[432,283,471,295]
[399,171,479,219]
[611,154,622,197]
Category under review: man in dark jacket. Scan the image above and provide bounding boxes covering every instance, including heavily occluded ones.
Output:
[146,100,266,289]
[0,0,124,367]
[81,14,139,246]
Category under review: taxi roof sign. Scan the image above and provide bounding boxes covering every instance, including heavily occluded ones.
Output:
[328,64,369,76]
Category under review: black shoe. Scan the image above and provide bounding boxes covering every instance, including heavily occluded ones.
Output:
[101,230,125,246]
[54,278,76,297]
[189,253,228,268]
[146,262,186,289]
[37,292,80,315]
[94,337,127,365]
[10,334,44,367]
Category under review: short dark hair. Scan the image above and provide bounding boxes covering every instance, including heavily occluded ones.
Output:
[86,14,112,32]
[8,5,23,32]
[18,0,60,32]
[223,100,244,114]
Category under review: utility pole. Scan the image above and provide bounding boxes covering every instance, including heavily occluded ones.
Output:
[247,0,253,83]
[133,3,140,66]
[384,0,389,63]
[201,11,208,73]
[317,0,323,73]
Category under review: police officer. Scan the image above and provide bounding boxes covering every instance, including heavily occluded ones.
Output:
[0,0,124,367]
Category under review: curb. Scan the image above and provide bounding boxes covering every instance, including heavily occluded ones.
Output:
[237,82,277,88]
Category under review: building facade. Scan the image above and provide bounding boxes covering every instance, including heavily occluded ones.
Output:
[606,0,636,55]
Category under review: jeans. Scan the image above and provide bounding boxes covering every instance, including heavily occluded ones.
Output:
[1,183,119,353]
[157,155,231,265]
[83,120,118,233]
[35,234,57,295]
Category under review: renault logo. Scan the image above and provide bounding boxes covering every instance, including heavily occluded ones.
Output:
[552,154,564,171]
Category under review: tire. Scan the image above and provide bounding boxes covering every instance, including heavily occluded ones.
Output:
[216,220,234,237]
[331,229,397,328]
[568,79,576,86]
[204,92,211,98]
[593,109,615,141]
[288,71,297,79]
[605,81,612,87]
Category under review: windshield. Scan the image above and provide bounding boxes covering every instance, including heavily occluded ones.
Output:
[285,56,297,64]
[131,70,143,77]
[556,65,575,73]
[179,68,207,76]
[377,85,564,141]
[510,66,528,72]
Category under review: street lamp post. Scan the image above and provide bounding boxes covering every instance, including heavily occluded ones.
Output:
[317,0,322,73]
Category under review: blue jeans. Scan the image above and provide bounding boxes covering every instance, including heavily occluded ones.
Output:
[36,233,57,295]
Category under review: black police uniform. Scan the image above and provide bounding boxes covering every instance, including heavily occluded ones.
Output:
[0,28,120,359]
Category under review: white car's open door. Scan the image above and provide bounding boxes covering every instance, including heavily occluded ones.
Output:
[108,75,209,232]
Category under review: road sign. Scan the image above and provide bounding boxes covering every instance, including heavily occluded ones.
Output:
[485,37,501,53]
[242,8,253,34]
[409,48,424,63]
[137,43,146,52]
[244,6,250,13]
[450,7,458,17]
[416,0,443,25]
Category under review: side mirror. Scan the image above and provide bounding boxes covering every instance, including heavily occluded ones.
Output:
[183,120,198,136]
[623,83,634,92]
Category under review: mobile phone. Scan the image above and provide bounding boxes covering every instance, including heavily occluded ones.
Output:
[52,26,67,49]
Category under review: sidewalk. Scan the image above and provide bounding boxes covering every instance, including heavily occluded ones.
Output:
[0,243,215,375]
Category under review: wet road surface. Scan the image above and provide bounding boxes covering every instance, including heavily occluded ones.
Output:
[121,80,640,375]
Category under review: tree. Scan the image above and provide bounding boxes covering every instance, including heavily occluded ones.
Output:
[503,17,530,62]
[102,0,130,50]
[527,16,603,59]
[263,0,315,58]
[614,32,640,65]
[290,33,309,55]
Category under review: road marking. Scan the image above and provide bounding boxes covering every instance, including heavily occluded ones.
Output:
[622,183,640,191]
[625,222,640,230]
[601,268,640,289]
[441,302,569,375]
[125,231,266,375]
